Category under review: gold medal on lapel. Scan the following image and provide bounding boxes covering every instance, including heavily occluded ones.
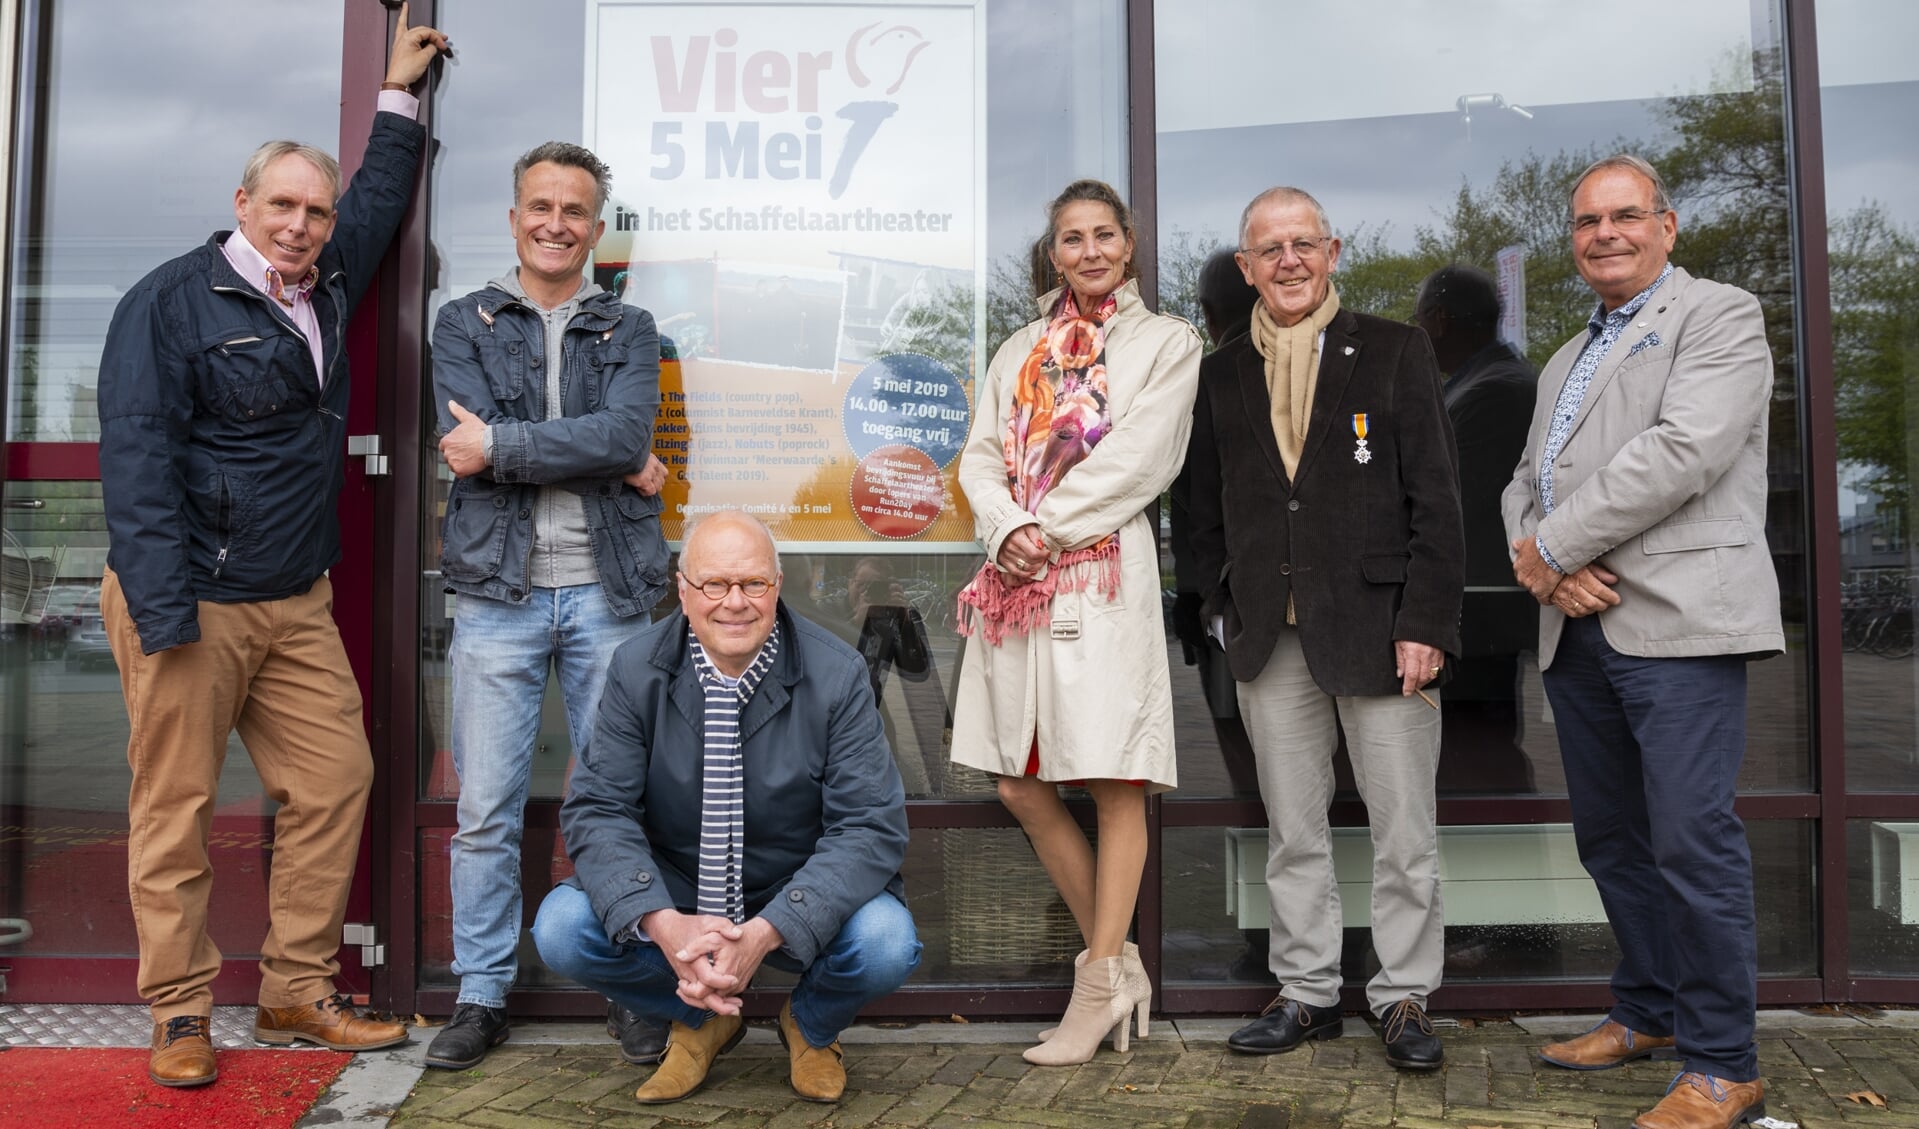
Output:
[1352,413,1372,464]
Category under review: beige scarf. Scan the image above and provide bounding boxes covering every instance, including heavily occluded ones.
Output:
[1249,283,1341,480]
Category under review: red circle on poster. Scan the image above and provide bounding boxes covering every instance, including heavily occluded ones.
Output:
[849,445,943,539]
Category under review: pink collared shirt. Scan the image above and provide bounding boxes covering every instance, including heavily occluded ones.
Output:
[221,90,418,386]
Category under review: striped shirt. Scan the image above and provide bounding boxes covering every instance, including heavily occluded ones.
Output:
[689,625,780,923]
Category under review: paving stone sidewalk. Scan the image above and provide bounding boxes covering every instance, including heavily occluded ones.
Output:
[386,1010,1919,1129]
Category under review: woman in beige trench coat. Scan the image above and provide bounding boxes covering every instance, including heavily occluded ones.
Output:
[950,179,1201,1067]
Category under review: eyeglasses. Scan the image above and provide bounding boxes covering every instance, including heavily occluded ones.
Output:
[1569,207,1668,234]
[682,574,774,601]
[1238,236,1334,265]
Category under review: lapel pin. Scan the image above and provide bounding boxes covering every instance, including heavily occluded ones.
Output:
[1343,346,1355,356]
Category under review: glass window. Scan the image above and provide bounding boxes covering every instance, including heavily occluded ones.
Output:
[1850,819,1919,977]
[1163,821,1815,985]
[0,483,270,965]
[1817,0,1919,795]
[414,0,1127,994]
[418,0,1127,803]
[1153,0,1810,797]
[3,0,344,441]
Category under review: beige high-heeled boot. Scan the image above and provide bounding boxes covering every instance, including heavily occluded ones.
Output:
[1039,943,1141,1041]
[1022,955,1150,1066]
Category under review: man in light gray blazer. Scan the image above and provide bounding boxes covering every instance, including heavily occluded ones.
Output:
[1500,154,1782,1129]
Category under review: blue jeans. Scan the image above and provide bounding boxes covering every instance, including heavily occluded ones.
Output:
[447,584,645,1008]
[532,884,922,1046]
[1543,616,1758,1082]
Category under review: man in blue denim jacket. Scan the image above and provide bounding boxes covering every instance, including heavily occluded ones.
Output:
[425,141,671,1070]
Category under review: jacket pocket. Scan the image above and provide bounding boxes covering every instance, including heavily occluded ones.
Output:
[1360,553,1410,584]
[199,334,310,423]
[440,478,514,582]
[478,338,529,402]
[1642,516,1748,554]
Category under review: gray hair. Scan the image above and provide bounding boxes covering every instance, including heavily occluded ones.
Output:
[1568,153,1673,218]
[241,141,342,202]
[1238,186,1332,249]
[512,141,614,217]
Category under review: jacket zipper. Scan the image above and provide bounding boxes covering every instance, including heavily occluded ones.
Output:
[213,476,233,579]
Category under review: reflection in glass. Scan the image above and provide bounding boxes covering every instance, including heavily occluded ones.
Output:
[1162,821,1813,985]
[1153,0,1808,796]
[1849,820,1919,977]
[1819,1,1919,795]
[4,0,343,442]
[0,483,265,962]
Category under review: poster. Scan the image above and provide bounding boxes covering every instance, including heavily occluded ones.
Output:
[587,0,986,549]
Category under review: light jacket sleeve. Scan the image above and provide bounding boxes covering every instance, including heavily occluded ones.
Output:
[97,283,200,653]
[1034,318,1203,551]
[1534,286,1772,572]
[754,649,909,966]
[332,111,427,312]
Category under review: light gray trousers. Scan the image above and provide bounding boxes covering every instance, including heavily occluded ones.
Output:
[1235,626,1444,1016]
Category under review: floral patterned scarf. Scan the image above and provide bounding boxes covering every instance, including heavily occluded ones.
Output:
[958,290,1123,644]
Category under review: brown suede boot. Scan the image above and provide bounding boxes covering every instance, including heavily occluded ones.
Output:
[634,1015,745,1104]
[1633,1072,1766,1129]
[149,1015,217,1088]
[1539,1019,1677,1070]
[776,999,846,1102]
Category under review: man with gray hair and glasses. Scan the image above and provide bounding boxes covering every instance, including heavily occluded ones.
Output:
[426,139,672,1069]
[1186,186,1462,1071]
[95,6,445,1090]
[1504,154,1781,1129]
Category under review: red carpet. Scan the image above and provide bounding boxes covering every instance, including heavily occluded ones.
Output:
[0,1047,350,1128]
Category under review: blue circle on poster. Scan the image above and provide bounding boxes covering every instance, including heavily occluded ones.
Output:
[842,353,969,469]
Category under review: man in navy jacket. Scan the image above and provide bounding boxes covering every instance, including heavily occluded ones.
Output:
[94,7,445,1090]
[534,511,919,1106]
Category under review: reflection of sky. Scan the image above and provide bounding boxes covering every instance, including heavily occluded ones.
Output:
[1156,98,1681,251]
[1153,0,1761,134]
[26,1,343,257]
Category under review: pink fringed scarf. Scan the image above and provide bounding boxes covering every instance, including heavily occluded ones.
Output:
[957,291,1122,645]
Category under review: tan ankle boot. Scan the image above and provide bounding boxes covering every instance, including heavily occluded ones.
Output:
[1022,955,1150,1066]
[634,1015,745,1104]
[1039,943,1140,1041]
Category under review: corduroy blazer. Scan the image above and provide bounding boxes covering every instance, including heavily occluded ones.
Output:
[1187,307,1465,696]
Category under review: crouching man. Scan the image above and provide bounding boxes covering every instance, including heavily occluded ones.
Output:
[533,511,921,1104]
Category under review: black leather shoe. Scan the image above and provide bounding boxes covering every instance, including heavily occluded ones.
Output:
[1379,999,1443,1070]
[423,1003,510,1070]
[1227,996,1344,1054]
[607,1001,668,1066]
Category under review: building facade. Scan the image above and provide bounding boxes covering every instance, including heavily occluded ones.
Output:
[1,0,1916,1019]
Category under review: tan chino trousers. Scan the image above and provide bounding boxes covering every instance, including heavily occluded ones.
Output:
[103,567,374,1021]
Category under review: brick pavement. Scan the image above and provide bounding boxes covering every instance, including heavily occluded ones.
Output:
[385,1012,1919,1129]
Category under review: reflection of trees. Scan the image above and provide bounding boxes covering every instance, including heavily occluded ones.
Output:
[1150,45,1917,519]
[1831,206,1919,511]
[876,274,975,381]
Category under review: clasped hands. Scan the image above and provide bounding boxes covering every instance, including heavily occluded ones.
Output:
[640,908,783,1015]
[439,401,667,494]
[995,523,1049,586]
[1511,535,1621,619]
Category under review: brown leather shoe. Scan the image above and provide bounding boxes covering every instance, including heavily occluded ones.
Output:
[1540,1019,1676,1070]
[149,1015,217,1088]
[634,1015,745,1104]
[1634,1072,1766,1129]
[776,999,846,1102]
[254,992,409,1051]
